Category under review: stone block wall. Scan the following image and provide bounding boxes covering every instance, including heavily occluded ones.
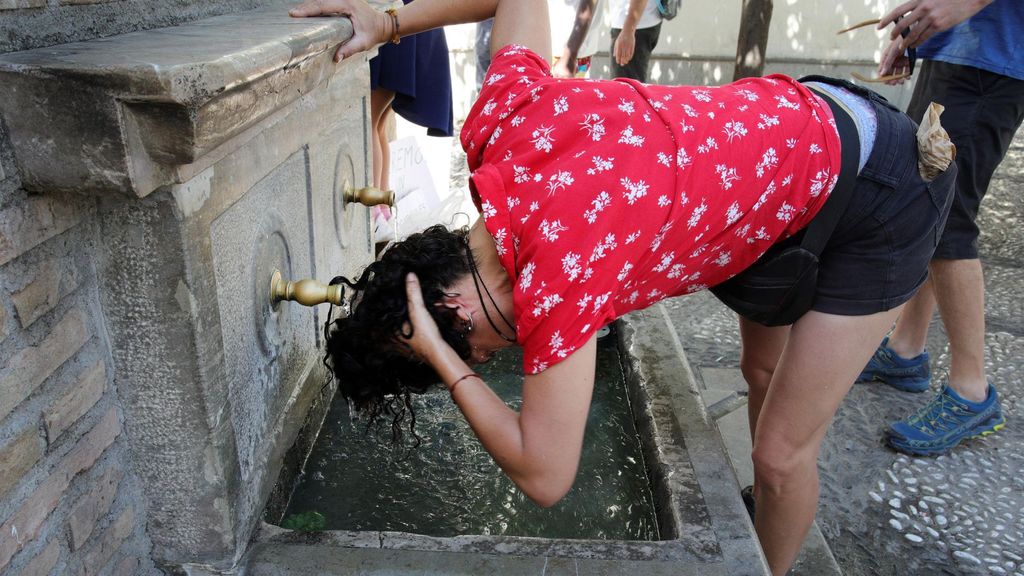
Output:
[0,0,269,54]
[0,1,288,574]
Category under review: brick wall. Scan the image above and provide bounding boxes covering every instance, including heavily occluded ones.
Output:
[0,170,155,573]
[0,1,276,573]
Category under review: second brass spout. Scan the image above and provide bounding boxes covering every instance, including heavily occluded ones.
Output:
[270,270,345,307]
[344,185,395,207]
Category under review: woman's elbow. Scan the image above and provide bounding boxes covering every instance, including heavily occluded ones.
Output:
[517,474,575,508]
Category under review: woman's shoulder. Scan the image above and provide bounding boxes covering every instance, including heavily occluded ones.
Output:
[489,44,552,76]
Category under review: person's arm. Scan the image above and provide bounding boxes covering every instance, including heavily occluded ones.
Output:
[290,0,551,63]
[553,0,598,78]
[877,0,993,49]
[613,0,647,66]
[402,273,596,507]
[876,0,992,82]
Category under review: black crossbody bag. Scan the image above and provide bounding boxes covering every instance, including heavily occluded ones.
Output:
[710,87,860,326]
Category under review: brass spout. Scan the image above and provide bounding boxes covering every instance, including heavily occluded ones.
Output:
[269,270,345,307]
[344,184,395,207]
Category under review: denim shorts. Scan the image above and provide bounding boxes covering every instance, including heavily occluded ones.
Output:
[906,60,1024,260]
[800,79,956,316]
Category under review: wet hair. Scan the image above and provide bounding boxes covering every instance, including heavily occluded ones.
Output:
[323,224,473,443]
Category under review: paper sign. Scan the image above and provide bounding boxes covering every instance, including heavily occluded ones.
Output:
[389,135,442,207]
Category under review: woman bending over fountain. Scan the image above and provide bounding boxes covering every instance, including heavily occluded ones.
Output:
[290,0,954,573]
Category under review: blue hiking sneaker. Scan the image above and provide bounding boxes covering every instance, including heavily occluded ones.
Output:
[886,384,1005,456]
[857,337,931,392]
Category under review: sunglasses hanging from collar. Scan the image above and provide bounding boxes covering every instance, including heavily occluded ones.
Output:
[838,16,917,84]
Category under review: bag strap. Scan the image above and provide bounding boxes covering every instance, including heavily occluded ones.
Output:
[799,87,861,255]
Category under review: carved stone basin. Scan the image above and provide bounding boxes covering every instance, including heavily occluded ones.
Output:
[0,3,355,199]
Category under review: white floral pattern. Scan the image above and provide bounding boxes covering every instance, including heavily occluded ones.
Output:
[461,45,841,374]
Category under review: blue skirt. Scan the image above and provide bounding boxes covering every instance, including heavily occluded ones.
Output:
[370,8,454,137]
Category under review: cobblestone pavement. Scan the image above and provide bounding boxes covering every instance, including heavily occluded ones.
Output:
[666,127,1024,575]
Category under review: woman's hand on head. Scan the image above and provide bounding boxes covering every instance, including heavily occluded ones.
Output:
[289,0,386,62]
[401,272,451,363]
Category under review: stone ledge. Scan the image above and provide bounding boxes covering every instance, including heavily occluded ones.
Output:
[0,0,44,10]
[0,1,361,198]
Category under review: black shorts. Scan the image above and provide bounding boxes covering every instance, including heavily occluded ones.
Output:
[803,79,956,316]
[906,60,1024,260]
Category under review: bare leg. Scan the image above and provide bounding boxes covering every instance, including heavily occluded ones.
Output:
[886,279,935,359]
[746,307,901,575]
[370,88,396,188]
[738,318,789,441]
[377,108,393,192]
[885,258,988,402]
[929,258,988,402]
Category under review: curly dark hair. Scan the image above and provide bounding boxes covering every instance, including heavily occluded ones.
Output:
[323,224,474,443]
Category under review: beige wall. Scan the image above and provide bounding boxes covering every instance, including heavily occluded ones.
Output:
[444,1,917,121]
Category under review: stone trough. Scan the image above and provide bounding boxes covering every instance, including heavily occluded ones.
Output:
[248,308,768,576]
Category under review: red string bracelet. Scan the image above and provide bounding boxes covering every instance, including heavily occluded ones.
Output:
[448,372,479,397]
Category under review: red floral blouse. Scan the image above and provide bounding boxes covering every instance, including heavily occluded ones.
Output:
[461,45,842,374]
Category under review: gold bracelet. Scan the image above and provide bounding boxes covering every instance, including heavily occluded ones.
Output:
[448,372,479,398]
[385,8,401,45]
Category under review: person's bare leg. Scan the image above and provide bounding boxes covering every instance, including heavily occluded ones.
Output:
[886,279,936,359]
[748,307,901,575]
[370,88,395,188]
[929,258,988,402]
[738,318,789,441]
[377,107,393,192]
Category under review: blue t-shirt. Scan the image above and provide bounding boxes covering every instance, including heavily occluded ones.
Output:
[917,0,1024,81]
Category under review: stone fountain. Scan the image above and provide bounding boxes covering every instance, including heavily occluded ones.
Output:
[0,4,387,570]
